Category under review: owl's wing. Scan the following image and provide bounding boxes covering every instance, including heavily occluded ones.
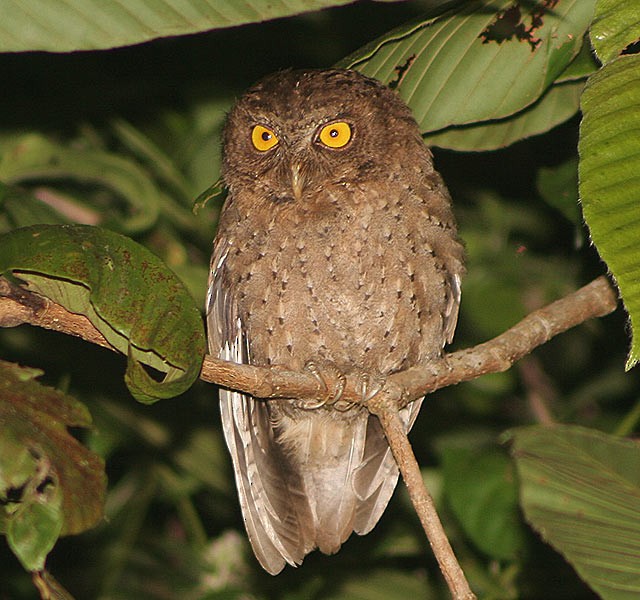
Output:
[207,238,314,575]
[444,272,462,344]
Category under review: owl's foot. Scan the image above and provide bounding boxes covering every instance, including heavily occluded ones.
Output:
[303,361,352,411]
[303,363,387,412]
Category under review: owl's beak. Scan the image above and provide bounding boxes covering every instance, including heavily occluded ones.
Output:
[290,163,305,201]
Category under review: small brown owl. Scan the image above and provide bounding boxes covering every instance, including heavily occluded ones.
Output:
[207,68,464,574]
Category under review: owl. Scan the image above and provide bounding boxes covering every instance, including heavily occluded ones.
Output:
[207,68,464,574]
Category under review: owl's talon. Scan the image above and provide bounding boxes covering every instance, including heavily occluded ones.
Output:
[357,373,386,404]
[304,361,348,410]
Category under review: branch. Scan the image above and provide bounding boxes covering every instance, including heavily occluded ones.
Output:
[1,275,618,403]
[0,274,619,599]
[367,383,476,599]
[200,275,619,404]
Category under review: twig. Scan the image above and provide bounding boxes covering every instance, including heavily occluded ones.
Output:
[518,356,557,425]
[368,383,476,599]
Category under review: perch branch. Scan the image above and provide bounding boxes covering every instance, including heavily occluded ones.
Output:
[0,277,112,349]
[0,274,619,599]
[368,383,476,599]
[202,275,619,403]
[0,275,618,404]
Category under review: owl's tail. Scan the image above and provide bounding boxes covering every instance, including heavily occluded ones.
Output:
[277,399,421,556]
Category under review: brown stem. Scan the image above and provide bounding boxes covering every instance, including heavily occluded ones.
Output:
[518,356,558,425]
[368,384,476,599]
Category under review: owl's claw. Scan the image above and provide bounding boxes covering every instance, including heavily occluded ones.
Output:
[356,373,386,404]
[303,361,350,411]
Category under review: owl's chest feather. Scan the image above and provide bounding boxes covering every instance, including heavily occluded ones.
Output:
[221,188,449,374]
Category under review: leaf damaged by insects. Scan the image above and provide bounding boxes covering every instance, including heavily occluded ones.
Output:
[0,360,106,571]
[480,0,560,51]
[388,54,416,90]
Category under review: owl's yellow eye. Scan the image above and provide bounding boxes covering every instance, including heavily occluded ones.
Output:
[318,121,352,149]
[251,125,278,151]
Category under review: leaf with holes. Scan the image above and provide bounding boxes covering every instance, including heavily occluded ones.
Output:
[0,360,106,571]
[590,0,640,64]
[343,0,595,135]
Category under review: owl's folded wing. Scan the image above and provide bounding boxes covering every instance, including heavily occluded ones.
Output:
[206,240,314,574]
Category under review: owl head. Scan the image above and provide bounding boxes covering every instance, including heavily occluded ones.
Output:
[221,69,430,206]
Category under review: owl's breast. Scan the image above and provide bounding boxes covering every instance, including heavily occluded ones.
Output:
[223,188,451,376]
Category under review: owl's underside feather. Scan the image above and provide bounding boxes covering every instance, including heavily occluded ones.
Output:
[207,68,464,574]
[208,241,425,574]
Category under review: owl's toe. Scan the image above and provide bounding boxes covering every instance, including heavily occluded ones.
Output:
[355,372,386,404]
[303,360,349,410]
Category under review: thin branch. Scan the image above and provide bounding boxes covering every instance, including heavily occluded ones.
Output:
[204,275,619,405]
[0,277,112,349]
[1,275,618,406]
[367,384,476,599]
[518,356,558,425]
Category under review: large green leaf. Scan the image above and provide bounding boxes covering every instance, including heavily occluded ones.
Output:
[510,425,640,600]
[0,360,106,571]
[425,79,584,151]
[591,0,640,65]
[0,224,206,403]
[578,54,640,368]
[0,0,362,52]
[344,0,595,134]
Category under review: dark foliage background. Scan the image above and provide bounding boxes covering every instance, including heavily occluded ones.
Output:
[1,1,638,598]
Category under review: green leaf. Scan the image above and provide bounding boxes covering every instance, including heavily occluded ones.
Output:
[578,54,640,368]
[345,0,595,134]
[556,36,600,83]
[0,224,206,402]
[443,447,525,560]
[0,360,106,571]
[591,0,640,65]
[425,79,584,151]
[510,425,640,600]
[0,0,361,52]
[0,133,160,233]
